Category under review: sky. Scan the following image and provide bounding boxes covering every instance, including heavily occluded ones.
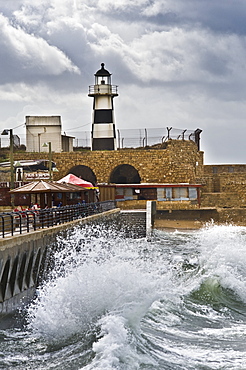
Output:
[0,0,246,164]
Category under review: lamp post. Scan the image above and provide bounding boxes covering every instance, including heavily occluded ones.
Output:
[42,142,52,180]
[1,129,14,189]
[1,129,14,207]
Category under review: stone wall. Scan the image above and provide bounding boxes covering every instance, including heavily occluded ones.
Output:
[202,165,246,195]
[5,140,246,211]
[204,164,246,175]
[117,200,200,210]
[14,139,203,184]
[201,173,246,208]
[8,141,246,210]
[155,207,246,227]
[201,166,246,208]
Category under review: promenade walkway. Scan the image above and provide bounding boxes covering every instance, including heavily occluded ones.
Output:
[0,201,116,238]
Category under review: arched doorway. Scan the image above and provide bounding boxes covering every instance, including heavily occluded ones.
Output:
[110,164,141,184]
[68,165,97,185]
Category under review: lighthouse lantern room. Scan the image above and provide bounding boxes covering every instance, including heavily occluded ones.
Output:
[89,63,118,150]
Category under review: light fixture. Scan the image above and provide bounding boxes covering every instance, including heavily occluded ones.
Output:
[1,129,9,135]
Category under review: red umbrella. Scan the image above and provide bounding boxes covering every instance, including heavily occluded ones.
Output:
[57,174,96,188]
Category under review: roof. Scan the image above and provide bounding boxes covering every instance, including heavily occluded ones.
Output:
[10,180,87,194]
[95,63,111,76]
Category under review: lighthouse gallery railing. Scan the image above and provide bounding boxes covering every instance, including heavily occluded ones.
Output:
[88,85,118,95]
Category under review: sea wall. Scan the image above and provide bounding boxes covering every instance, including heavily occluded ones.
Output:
[0,209,120,314]
[154,207,246,229]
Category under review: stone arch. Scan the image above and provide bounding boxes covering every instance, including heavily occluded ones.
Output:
[110,164,141,184]
[68,165,97,185]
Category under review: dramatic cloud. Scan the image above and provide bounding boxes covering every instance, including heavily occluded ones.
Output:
[0,0,246,163]
[0,13,80,81]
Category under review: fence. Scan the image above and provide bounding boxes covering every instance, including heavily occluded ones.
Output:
[0,201,116,238]
[72,127,201,149]
[1,127,201,150]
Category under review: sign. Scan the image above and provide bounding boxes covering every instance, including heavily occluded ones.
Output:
[24,172,50,181]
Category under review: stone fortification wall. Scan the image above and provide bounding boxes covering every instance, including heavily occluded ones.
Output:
[202,165,246,193]
[14,140,203,184]
[201,173,246,208]
[201,163,246,208]
[204,164,246,175]
[8,141,246,211]
[202,165,246,196]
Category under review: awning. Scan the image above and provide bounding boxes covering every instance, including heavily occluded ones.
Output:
[57,174,97,189]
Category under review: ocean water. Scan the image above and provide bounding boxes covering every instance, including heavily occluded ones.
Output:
[0,222,246,369]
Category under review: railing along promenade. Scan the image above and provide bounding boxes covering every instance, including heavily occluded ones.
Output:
[0,201,116,238]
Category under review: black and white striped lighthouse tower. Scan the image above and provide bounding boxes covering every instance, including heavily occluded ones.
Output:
[88,63,118,150]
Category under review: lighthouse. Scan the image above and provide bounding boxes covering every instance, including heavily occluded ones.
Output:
[88,63,118,150]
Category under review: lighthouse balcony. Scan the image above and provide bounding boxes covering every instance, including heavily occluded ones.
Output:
[88,85,118,97]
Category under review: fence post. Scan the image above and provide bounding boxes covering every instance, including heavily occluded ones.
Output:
[117,129,121,149]
[167,127,172,139]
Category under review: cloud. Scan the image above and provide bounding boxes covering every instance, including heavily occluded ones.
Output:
[0,12,80,84]
[87,23,246,95]
[95,0,151,12]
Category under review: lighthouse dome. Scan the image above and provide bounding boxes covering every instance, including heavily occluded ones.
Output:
[95,63,111,76]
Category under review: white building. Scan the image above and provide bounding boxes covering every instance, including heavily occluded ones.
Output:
[25,116,74,153]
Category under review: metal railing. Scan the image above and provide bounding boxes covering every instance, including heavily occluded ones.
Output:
[88,85,118,95]
[0,201,116,238]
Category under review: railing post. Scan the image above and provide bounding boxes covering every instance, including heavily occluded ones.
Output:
[26,212,30,233]
[28,210,36,231]
[4,212,16,236]
[10,213,14,236]
[40,210,45,229]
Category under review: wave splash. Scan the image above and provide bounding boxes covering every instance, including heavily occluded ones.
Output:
[25,222,246,369]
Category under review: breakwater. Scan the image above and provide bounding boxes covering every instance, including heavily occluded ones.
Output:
[0,208,120,315]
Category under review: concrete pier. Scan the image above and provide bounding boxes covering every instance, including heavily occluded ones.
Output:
[0,209,120,314]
